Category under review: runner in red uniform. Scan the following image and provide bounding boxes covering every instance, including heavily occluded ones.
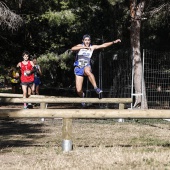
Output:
[17,51,35,109]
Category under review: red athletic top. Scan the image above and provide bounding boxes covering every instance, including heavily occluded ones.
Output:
[20,61,34,83]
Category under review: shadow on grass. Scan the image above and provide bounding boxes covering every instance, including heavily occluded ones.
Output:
[134,119,170,130]
[0,118,46,149]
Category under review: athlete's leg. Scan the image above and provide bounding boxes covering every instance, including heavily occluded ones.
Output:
[75,75,84,97]
[84,66,103,94]
[27,84,34,108]
[27,84,34,97]
[16,83,20,94]
[32,83,35,95]
[11,84,16,93]
[22,85,27,98]
[36,85,40,95]
[84,66,97,88]
[21,85,27,108]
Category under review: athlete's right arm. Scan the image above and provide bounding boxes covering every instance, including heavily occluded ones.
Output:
[71,44,90,51]
[38,66,42,76]
[17,62,21,68]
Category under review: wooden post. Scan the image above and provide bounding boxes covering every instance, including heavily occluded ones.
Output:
[62,118,73,152]
[40,102,46,122]
[118,103,125,122]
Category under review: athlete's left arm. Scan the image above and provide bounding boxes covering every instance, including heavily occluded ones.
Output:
[38,66,42,76]
[30,61,35,67]
[93,39,121,50]
[28,61,36,74]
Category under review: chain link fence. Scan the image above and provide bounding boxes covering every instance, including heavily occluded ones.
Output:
[144,49,170,109]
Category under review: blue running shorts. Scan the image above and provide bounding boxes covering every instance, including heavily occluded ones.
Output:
[34,77,41,86]
[74,65,91,76]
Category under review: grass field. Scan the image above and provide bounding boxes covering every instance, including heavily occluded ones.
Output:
[0,116,170,170]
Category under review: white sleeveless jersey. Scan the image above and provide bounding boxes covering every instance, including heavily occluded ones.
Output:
[75,48,93,68]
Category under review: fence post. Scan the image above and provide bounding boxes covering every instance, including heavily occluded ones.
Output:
[118,103,125,122]
[40,102,46,121]
[62,118,73,152]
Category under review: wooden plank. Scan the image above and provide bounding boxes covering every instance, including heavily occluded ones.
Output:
[0,109,170,118]
[0,93,54,98]
[0,97,132,104]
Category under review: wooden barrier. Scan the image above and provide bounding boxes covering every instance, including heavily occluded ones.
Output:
[1,94,170,152]
[0,97,132,103]
[2,95,170,151]
[0,95,132,152]
[0,109,170,119]
[0,93,54,98]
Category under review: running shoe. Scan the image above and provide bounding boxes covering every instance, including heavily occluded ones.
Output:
[95,88,103,94]
[23,103,27,109]
[24,106,28,109]
[27,103,33,109]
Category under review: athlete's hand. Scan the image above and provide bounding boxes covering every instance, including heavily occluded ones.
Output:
[15,73,19,78]
[114,39,121,43]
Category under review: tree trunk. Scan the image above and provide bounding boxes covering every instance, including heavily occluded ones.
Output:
[130,0,148,109]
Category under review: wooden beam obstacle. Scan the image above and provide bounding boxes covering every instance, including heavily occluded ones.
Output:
[0,97,132,104]
[1,93,169,152]
[0,94,132,152]
[0,109,170,119]
[0,93,53,98]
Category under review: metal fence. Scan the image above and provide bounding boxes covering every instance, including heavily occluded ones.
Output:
[144,49,170,109]
[85,48,170,109]
[85,49,132,100]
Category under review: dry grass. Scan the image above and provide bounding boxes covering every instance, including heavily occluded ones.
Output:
[0,118,170,170]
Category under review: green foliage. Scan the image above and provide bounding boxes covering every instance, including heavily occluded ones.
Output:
[59,0,69,10]
[142,2,170,50]
[37,50,74,87]
[107,0,125,6]
[0,0,169,87]
[41,10,76,27]
[38,52,59,70]
[0,65,9,76]
[38,50,73,70]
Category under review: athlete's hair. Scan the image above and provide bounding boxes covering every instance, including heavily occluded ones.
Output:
[83,34,91,40]
[22,51,30,57]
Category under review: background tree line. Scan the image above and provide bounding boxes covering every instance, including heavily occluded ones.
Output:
[0,0,169,91]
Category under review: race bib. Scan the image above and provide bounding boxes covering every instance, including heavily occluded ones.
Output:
[78,59,88,67]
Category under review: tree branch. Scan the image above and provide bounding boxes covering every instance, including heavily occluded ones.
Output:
[144,3,169,17]
[0,1,23,31]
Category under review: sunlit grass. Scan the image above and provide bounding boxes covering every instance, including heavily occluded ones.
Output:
[0,118,170,170]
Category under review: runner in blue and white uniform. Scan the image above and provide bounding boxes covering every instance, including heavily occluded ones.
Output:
[71,34,121,98]
[32,57,42,95]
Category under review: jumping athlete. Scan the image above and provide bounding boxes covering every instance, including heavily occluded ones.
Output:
[17,51,35,109]
[71,34,121,99]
